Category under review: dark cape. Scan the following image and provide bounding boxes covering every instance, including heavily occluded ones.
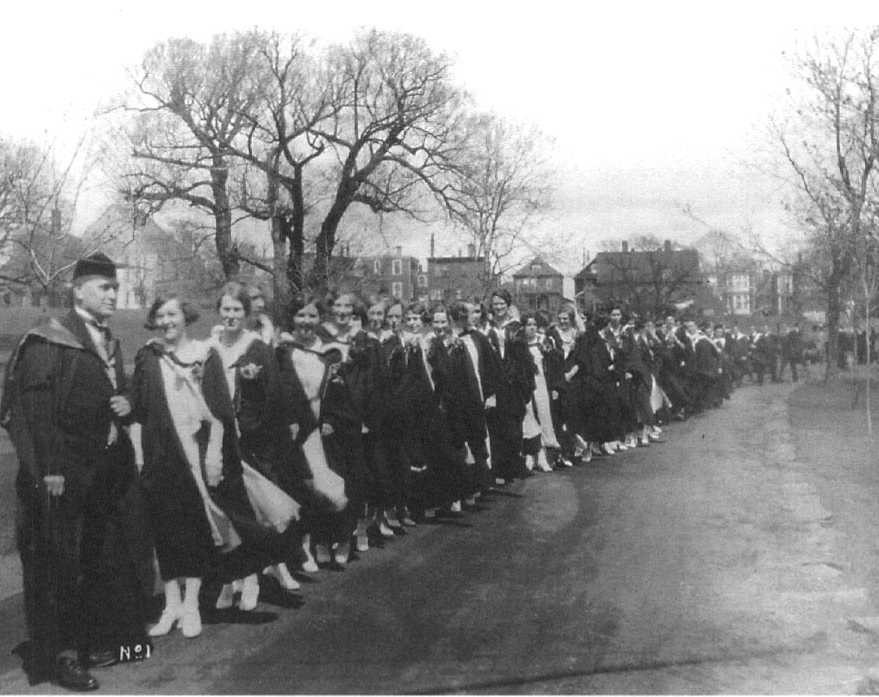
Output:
[132,341,287,583]
[2,312,151,675]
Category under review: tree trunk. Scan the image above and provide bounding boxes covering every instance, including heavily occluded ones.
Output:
[825,279,842,382]
[865,272,873,438]
[211,159,238,279]
[286,167,305,297]
[312,204,345,291]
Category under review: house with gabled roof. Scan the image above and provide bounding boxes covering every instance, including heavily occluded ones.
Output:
[574,240,709,317]
[512,255,567,313]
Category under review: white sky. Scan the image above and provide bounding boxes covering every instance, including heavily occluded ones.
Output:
[2,0,878,273]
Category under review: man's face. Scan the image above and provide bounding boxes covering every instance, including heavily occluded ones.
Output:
[74,276,118,322]
[685,321,697,336]
[610,309,622,326]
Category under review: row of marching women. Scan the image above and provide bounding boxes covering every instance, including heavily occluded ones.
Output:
[3,251,738,692]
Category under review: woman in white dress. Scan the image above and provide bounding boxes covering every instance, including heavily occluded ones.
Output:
[133,295,295,638]
[278,295,361,569]
[209,282,304,609]
[520,312,562,472]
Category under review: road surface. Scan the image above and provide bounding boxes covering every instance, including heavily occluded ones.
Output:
[2,381,879,693]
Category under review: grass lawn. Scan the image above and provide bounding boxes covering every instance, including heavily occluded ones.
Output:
[0,306,220,355]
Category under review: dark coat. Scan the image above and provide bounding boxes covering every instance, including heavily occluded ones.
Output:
[3,311,149,661]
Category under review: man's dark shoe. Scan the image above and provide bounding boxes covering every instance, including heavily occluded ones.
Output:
[56,656,99,691]
[87,649,119,669]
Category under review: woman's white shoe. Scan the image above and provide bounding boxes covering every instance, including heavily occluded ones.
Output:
[179,608,202,638]
[148,607,182,637]
[265,564,300,591]
[238,574,260,611]
[215,583,235,610]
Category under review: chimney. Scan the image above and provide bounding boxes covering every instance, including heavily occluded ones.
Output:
[467,243,476,258]
[664,239,672,252]
[621,241,629,253]
[51,207,61,235]
[395,245,402,258]
[458,249,462,257]
[430,233,435,259]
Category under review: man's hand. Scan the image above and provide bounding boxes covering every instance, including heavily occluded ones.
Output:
[321,423,335,436]
[289,423,300,441]
[44,475,65,497]
[484,395,497,409]
[551,390,559,400]
[206,471,222,487]
[109,395,132,418]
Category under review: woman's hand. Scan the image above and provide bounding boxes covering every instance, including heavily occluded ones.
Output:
[321,423,335,436]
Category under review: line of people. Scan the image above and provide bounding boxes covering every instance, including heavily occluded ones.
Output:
[4,251,761,692]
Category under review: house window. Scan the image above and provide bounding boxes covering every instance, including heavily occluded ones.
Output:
[392,281,403,298]
[545,278,553,289]
[392,259,402,276]
[455,288,463,300]
[430,288,442,301]
[374,259,381,274]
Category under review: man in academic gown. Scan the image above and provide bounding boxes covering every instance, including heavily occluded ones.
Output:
[1,254,152,690]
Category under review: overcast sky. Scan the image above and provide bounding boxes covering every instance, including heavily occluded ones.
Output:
[2,0,877,273]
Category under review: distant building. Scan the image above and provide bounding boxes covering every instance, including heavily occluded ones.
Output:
[80,204,212,309]
[512,256,566,313]
[575,240,706,316]
[427,242,495,304]
[351,246,424,301]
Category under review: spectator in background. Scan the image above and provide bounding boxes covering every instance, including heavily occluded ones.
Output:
[247,283,277,346]
[779,323,804,383]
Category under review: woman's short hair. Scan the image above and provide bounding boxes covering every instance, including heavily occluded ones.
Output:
[405,301,428,323]
[429,302,448,319]
[327,290,367,324]
[283,293,325,331]
[447,301,470,323]
[490,289,513,307]
[145,293,200,330]
[216,281,252,315]
[557,304,576,322]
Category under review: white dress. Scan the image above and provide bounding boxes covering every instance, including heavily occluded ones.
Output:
[522,339,561,449]
[290,339,347,511]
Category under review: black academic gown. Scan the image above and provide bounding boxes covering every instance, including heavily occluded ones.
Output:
[2,311,150,673]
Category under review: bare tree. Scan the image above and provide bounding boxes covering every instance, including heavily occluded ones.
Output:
[308,29,470,286]
[121,33,269,279]
[0,138,105,305]
[771,29,879,380]
[446,113,554,291]
[231,32,336,302]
